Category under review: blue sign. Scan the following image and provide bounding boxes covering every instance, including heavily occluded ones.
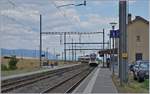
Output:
[115,30,120,38]
[41,54,45,57]
[110,30,120,38]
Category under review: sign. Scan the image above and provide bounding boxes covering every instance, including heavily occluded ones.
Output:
[110,30,120,38]
[56,54,60,56]
[122,53,128,58]
[115,30,120,38]
[41,54,45,57]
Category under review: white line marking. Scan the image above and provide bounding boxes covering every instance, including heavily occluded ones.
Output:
[73,67,97,93]
[83,67,100,93]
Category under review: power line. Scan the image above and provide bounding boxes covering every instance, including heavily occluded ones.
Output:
[51,1,74,25]
[50,1,85,32]
[5,0,40,31]
[7,0,16,7]
[42,31,103,35]
[2,15,34,32]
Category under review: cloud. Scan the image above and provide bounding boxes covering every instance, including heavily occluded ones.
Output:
[64,8,80,22]
[0,0,118,56]
[128,0,137,4]
[0,0,79,53]
[91,1,102,5]
[1,27,39,49]
[1,9,40,24]
[79,13,118,32]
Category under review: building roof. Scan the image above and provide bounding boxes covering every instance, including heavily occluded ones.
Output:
[128,16,149,25]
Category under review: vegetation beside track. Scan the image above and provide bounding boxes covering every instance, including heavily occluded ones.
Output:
[1,57,81,77]
[112,73,149,93]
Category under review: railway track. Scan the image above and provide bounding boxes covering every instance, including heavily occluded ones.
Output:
[1,64,95,93]
[1,64,85,93]
[42,67,94,93]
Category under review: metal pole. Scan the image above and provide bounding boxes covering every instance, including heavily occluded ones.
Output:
[54,48,56,60]
[109,37,111,49]
[64,32,66,61]
[35,49,36,59]
[46,48,48,60]
[72,38,74,61]
[39,14,42,67]
[119,0,128,85]
[75,43,76,61]
[62,52,63,61]
[112,34,115,75]
[103,29,105,67]
[79,34,81,53]
[69,46,71,60]
[109,33,112,70]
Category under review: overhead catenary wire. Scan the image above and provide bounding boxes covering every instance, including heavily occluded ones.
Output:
[5,0,40,32]
[50,1,74,26]
[50,1,85,32]
[2,15,34,32]
[7,0,16,7]
[5,0,105,58]
[6,0,85,34]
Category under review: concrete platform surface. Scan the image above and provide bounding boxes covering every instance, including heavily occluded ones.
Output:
[73,64,118,93]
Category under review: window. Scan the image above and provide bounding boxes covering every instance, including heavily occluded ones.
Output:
[136,36,141,42]
[135,53,142,61]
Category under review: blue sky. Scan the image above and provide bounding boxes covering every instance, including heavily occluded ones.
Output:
[129,0,149,19]
[0,0,149,57]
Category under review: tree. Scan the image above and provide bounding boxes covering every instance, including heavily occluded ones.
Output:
[8,55,18,70]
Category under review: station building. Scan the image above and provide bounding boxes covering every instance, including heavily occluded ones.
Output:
[115,14,149,64]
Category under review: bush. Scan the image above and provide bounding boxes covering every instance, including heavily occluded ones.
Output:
[1,64,8,71]
[8,55,18,70]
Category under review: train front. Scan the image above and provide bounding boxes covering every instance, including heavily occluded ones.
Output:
[89,53,98,66]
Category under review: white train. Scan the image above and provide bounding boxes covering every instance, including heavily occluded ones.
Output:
[89,53,98,66]
[78,54,98,66]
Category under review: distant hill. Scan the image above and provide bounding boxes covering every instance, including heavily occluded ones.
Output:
[1,48,57,60]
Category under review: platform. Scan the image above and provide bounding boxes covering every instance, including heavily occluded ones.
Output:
[73,64,118,93]
[1,64,79,81]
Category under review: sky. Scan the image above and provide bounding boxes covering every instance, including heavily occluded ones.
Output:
[0,0,149,57]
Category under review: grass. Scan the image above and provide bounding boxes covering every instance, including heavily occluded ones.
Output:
[112,72,149,93]
[1,67,42,77]
[142,79,149,90]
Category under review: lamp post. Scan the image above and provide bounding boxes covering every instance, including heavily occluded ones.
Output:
[72,38,74,61]
[107,34,111,70]
[102,29,105,67]
[110,22,117,75]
